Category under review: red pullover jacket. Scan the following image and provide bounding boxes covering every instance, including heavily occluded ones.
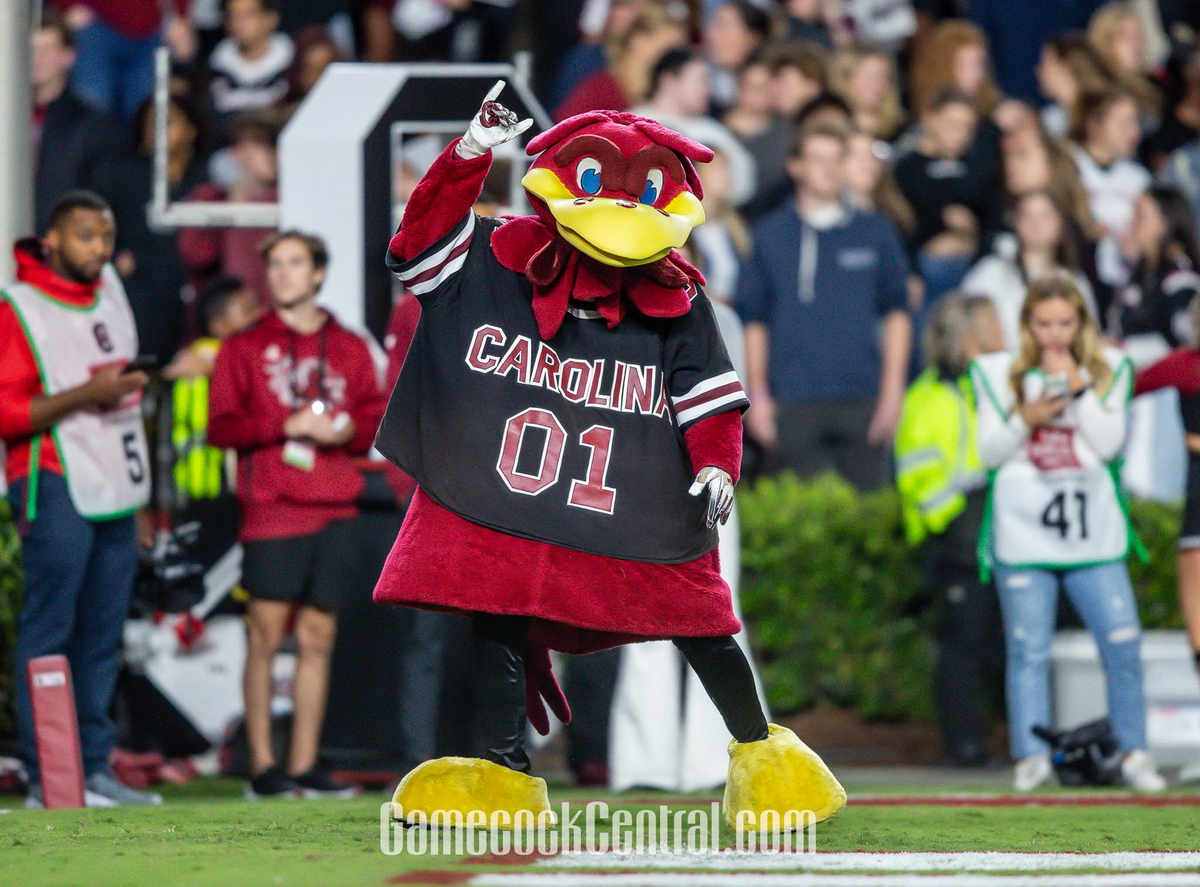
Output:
[207,309,386,541]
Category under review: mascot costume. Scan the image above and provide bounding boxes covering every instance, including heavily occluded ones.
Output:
[373,82,845,828]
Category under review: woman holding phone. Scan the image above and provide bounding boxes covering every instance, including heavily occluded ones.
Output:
[970,270,1164,792]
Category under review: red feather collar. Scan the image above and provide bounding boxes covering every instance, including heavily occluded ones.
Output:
[490,216,705,340]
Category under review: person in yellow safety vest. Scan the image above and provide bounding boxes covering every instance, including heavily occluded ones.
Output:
[163,277,261,503]
[895,292,1005,768]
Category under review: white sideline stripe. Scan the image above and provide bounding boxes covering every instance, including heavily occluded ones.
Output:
[472,875,1200,887]
[539,851,1200,872]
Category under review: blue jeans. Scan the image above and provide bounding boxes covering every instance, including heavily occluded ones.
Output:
[10,472,139,783]
[994,561,1148,760]
[71,19,160,120]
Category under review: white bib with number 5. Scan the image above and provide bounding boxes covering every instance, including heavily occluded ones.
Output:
[973,349,1131,568]
[3,266,150,519]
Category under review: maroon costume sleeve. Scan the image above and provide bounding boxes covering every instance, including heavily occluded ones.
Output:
[388,140,491,263]
[684,411,743,484]
[1135,348,1200,397]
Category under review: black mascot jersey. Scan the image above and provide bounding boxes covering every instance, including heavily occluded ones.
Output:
[375,213,749,564]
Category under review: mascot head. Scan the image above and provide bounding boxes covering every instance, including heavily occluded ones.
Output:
[520,111,714,268]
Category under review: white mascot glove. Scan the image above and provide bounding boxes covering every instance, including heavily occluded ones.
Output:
[456,80,534,159]
[688,466,735,528]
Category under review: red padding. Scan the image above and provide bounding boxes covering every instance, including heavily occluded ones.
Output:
[28,655,85,809]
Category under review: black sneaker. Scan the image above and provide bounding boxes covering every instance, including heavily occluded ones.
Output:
[245,765,298,800]
[292,765,361,799]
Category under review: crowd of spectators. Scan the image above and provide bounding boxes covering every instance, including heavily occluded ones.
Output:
[28,1,1200,423]
[19,0,1200,791]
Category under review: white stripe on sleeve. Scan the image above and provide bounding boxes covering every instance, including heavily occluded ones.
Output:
[674,389,749,426]
[670,371,741,409]
[406,249,472,296]
[395,213,475,282]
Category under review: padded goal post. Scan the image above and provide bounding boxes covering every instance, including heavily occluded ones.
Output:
[28,655,85,808]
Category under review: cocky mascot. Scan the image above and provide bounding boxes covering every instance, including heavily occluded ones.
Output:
[373,82,845,829]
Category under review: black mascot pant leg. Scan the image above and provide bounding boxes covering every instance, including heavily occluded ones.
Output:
[471,613,532,772]
[672,635,770,743]
[564,648,620,771]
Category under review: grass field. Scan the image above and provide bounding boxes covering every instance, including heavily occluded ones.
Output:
[3,775,1200,887]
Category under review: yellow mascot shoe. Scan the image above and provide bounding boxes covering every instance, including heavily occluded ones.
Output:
[390,757,555,829]
[724,724,847,829]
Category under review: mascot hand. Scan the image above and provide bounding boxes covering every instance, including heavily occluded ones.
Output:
[688,467,734,528]
[457,80,533,159]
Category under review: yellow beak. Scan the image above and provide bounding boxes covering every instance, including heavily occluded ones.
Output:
[522,167,705,267]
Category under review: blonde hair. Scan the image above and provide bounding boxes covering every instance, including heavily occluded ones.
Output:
[829,43,904,140]
[910,20,1001,118]
[1087,2,1162,116]
[1009,269,1112,405]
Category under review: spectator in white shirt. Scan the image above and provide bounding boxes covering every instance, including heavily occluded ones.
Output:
[963,190,1099,349]
[1071,86,1151,288]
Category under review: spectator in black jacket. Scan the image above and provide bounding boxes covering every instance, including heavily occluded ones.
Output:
[31,13,120,234]
[95,96,209,360]
[1110,186,1200,365]
[894,88,1004,344]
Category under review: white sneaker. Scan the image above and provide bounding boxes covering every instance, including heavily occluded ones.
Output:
[85,770,162,806]
[1121,750,1166,792]
[1178,760,1200,784]
[23,785,119,809]
[1013,754,1054,791]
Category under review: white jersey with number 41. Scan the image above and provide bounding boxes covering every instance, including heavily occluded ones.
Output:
[971,347,1133,569]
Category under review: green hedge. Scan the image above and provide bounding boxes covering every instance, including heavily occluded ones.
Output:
[0,500,21,740]
[0,475,1187,740]
[737,472,1185,723]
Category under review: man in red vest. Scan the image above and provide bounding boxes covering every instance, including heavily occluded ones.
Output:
[0,190,162,807]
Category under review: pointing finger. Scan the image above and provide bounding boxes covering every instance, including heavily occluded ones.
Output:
[513,117,534,136]
[483,80,505,103]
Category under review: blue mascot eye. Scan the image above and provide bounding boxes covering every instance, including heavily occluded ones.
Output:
[640,169,664,205]
[576,157,603,195]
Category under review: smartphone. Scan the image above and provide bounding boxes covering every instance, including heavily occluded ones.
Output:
[121,354,159,375]
[1044,372,1070,399]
